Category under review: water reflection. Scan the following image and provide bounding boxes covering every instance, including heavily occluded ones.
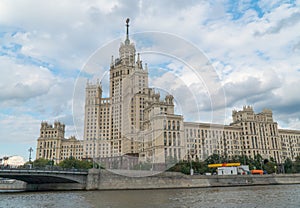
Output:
[82,185,300,208]
[0,185,299,208]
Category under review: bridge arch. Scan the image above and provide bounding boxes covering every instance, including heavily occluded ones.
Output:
[0,169,88,186]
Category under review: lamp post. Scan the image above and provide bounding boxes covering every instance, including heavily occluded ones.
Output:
[189,146,194,176]
[52,157,58,166]
[28,147,33,163]
[93,138,96,169]
[28,147,33,169]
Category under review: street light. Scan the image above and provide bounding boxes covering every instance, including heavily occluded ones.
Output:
[93,138,96,169]
[52,157,58,166]
[28,147,33,169]
[189,146,195,176]
[28,147,33,163]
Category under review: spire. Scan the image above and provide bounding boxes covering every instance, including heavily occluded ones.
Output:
[111,55,114,67]
[137,53,141,68]
[125,18,130,45]
[119,18,136,64]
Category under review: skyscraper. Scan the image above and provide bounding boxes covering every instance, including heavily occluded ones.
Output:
[83,19,185,168]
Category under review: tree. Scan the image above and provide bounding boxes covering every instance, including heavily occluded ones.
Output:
[264,162,276,174]
[58,157,93,169]
[25,158,52,168]
[167,160,209,175]
[252,154,263,170]
[284,158,293,173]
[205,153,225,164]
[195,161,209,174]
[168,161,190,174]
[292,155,300,173]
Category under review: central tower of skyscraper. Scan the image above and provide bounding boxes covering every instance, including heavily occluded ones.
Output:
[83,19,185,169]
[109,18,149,156]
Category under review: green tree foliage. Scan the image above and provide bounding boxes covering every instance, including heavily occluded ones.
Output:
[192,161,210,174]
[168,160,210,175]
[292,156,300,173]
[204,154,224,164]
[264,161,276,174]
[168,161,186,174]
[33,158,53,168]
[23,158,52,169]
[58,157,93,169]
[167,153,300,175]
[167,153,281,175]
[284,158,293,173]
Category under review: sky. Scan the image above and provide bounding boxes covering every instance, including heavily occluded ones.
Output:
[1,0,300,161]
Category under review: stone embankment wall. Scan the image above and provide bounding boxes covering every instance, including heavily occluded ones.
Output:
[0,180,26,190]
[86,169,300,190]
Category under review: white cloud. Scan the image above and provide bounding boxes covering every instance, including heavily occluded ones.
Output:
[0,56,54,103]
[0,113,40,159]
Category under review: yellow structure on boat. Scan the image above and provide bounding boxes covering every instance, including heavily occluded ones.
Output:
[208,163,241,168]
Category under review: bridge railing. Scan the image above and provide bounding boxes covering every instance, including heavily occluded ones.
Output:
[0,165,89,173]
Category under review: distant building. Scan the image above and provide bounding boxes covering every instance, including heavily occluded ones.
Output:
[36,121,83,164]
[1,156,25,167]
[184,122,242,161]
[279,129,300,161]
[230,106,282,162]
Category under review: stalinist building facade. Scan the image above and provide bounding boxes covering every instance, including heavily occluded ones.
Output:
[37,19,300,166]
[36,121,83,164]
[83,19,185,167]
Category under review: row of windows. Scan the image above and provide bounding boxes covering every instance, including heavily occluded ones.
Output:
[40,141,56,148]
[41,131,58,134]
[163,120,180,130]
[164,148,181,160]
[185,128,240,139]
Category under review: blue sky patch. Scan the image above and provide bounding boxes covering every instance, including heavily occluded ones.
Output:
[226,0,265,20]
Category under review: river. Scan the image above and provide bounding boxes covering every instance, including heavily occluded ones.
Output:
[0,185,299,208]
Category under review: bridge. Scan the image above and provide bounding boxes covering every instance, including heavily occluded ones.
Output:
[0,168,89,191]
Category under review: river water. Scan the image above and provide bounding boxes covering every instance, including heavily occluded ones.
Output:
[0,185,299,208]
